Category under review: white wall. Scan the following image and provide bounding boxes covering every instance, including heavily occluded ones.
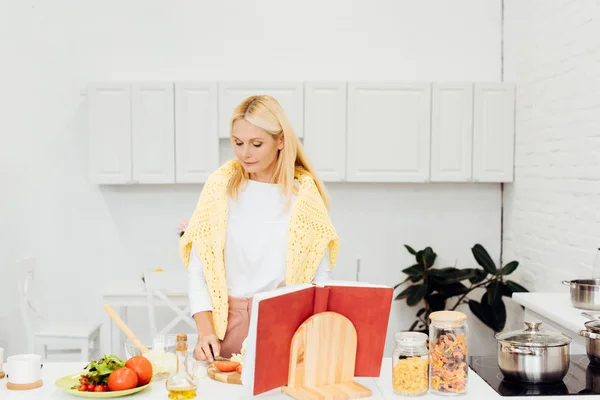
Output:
[0,0,504,358]
[502,0,600,292]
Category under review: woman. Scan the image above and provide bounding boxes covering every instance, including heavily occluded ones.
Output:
[179,95,340,362]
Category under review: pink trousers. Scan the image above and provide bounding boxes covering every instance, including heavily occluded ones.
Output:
[219,296,253,358]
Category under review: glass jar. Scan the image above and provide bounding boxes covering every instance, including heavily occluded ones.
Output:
[429,311,468,395]
[392,331,429,396]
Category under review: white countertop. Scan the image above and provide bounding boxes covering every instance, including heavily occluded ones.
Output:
[512,292,593,336]
[4,358,600,399]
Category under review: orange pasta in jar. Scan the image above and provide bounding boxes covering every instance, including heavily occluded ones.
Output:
[429,311,468,394]
[392,332,429,396]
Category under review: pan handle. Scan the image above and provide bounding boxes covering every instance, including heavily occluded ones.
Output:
[562,280,572,286]
[501,344,540,356]
[580,330,600,340]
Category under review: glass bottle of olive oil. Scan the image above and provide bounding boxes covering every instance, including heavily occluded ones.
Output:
[165,333,197,399]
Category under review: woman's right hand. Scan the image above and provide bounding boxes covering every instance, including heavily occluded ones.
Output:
[194,333,221,363]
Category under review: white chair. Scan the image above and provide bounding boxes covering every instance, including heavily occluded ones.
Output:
[144,271,198,349]
[17,257,102,361]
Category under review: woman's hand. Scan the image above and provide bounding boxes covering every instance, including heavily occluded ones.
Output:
[194,333,221,363]
[191,310,220,362]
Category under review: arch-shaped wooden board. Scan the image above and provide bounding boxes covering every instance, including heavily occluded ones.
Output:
[282,311,372,399]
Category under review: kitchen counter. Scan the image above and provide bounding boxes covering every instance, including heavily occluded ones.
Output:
[512,292,592,354]
[4,358,600,399]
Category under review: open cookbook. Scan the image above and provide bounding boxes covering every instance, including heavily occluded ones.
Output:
[239,280,393,396]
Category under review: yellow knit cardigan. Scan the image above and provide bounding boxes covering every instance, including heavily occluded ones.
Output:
[179,160,340,340]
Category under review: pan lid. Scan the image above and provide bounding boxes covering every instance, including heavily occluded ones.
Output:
[495,321,572,347]
[585,320,600,333]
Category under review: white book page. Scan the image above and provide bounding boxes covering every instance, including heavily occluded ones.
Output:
[316,279,390,288]
[241,283,313,391]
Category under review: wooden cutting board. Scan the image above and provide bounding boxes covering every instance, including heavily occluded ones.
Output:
[282,311,372,399]
[207,364,242,385]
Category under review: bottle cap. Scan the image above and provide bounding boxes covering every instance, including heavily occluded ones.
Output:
[177,333,188,342]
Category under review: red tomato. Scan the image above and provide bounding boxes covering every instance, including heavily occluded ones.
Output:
[77,384,87,391]
[94,385,107,392]
[125,356,153,386]
[87,384,96,391]
[107,367,138,391]
[213,360,240,373]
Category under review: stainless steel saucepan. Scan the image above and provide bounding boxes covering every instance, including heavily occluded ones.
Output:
[496,322,572,384]
[563,279,600,310]
[580,320,600,365]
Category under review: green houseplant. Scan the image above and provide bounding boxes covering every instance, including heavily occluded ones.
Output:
[394,244,529,333]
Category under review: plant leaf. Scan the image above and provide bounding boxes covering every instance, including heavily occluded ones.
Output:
[425,293,447,312]
[395,284,418,301]
[486,281,503,305]
[468,300,494,331]
[404,245,418,256]
[402,264,425,277]
[472,244,498,275]
[417,308,426,317]
[431,268,477,284]
[490,296,507,332]
[506,280,529,293]
[437,282,469,297]
[501,261,519,275]
[409,320,419,331]
[407,284,428,306]
[422,247,437,268]
[427,268,459,278]
[469,269,488,284]
[499,282,514,297]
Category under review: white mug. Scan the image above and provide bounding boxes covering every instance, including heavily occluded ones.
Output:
[6,354,42,384]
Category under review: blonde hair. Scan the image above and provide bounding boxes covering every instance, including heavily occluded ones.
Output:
[227,95,331,209]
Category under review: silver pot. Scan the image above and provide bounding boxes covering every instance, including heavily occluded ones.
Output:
[495,322,572,384]
[580,320,600,365]
[563,279,600,310]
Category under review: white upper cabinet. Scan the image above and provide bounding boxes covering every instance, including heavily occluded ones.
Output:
[174,82,219,183]
[431,83,474,182]
[131,83,175,184]
[473,83,516,182]
[218,82,304,139]
[87,80,515,185]
[303,82,347,182]
[347,82,431,182]
[87,83,132,184]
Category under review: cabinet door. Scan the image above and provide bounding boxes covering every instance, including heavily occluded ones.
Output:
[87,83,132,184]
[431,83,474,182]
[131,83,175,183]
[304,82,346,182]
[473,83,516,182]
[218,81,303,138]
[174,82,219,183]
[347,83,431,182]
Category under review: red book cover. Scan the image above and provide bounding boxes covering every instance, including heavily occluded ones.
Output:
[253,286,316,395]
[326,285,394,376]
[245,282,393,396]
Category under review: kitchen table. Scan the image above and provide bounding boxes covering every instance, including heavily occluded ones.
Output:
[101,279,188,357]
[4,358,600,399]
[512,292,589,354]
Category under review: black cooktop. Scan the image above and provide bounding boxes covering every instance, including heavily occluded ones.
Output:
[469,355,600,396]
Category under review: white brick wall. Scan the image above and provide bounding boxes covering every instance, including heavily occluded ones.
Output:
[502,0,600,291]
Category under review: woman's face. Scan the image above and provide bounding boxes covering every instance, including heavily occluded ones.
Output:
[232,118,283,181]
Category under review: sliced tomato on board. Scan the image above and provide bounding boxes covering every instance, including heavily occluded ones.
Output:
[213,360,240,373]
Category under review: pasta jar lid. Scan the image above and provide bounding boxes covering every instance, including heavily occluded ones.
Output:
[395,331,428,344]
[429,311,467,328]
